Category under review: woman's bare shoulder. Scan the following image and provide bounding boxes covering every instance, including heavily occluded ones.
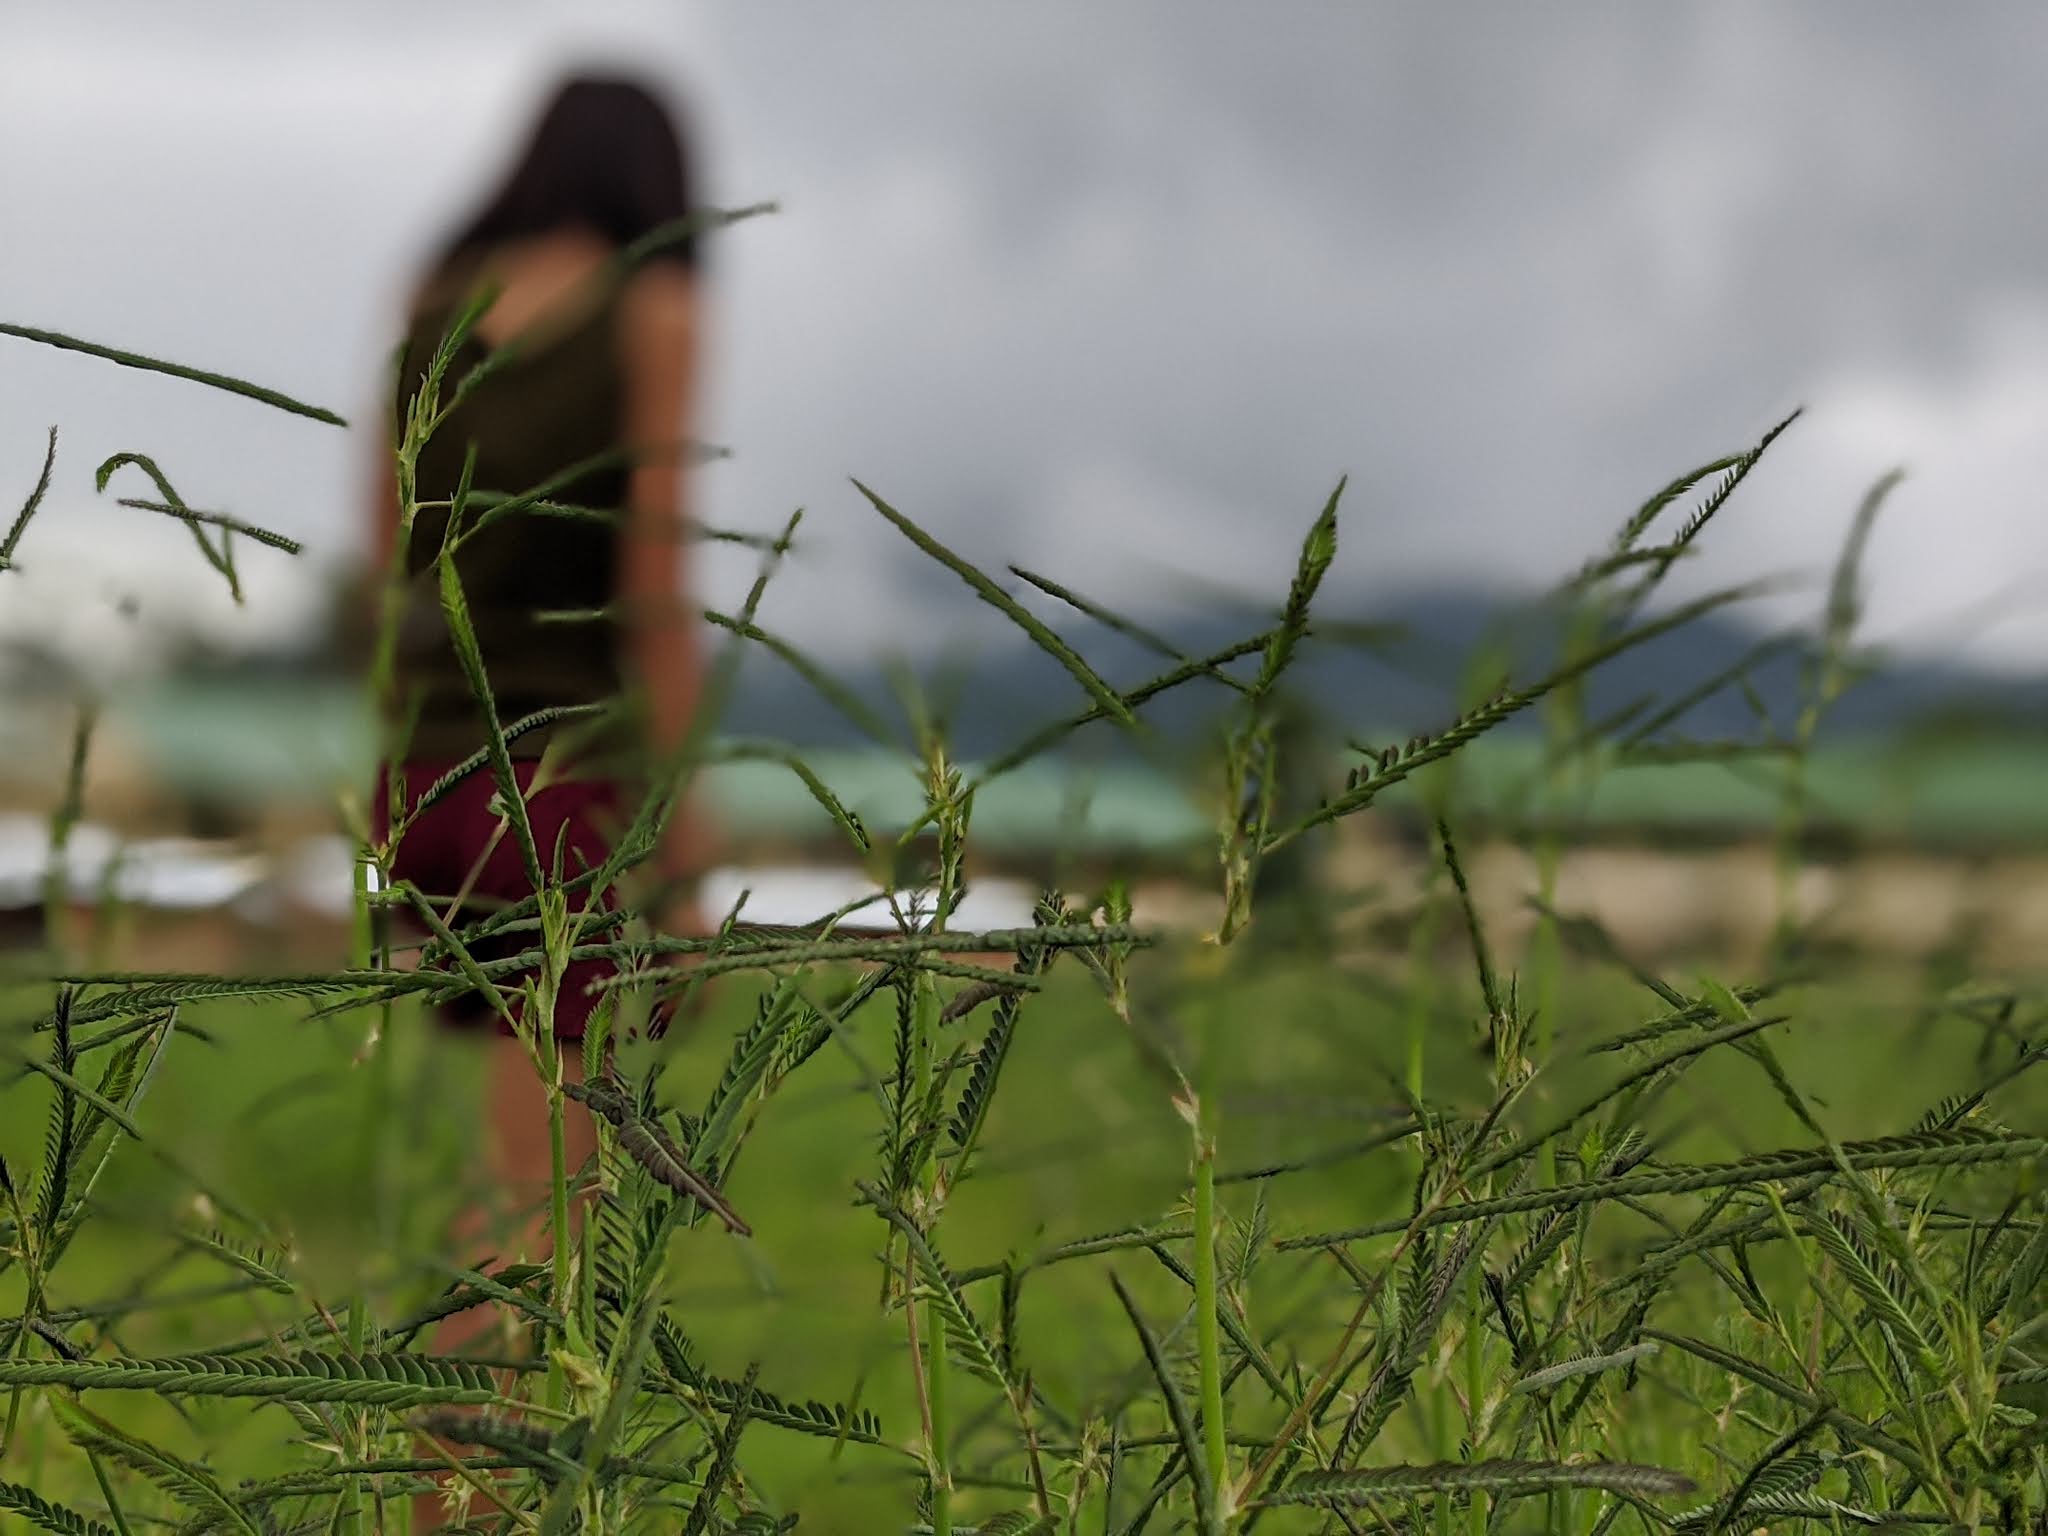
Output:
[410,255,486,318]
[618,263,699,336]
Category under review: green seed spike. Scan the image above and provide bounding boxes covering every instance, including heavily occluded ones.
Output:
[1254,475,1345,699]
[1,321,347,425]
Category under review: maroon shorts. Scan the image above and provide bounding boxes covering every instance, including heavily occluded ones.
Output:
[378,757,634,1041]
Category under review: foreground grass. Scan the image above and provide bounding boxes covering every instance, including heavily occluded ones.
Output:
[4,943,2041,1531]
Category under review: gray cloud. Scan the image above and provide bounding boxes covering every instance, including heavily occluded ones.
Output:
[3,1,2043,678]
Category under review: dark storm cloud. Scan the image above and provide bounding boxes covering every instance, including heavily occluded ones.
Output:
[686,3,2048,648]
[3,2,2044,671]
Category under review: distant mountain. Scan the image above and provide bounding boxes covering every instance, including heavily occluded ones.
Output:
[99,579,2047,768]
[714,586,2048,760]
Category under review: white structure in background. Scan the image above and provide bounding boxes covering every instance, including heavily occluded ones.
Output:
[698,865,1040,932]
[1,818,1041,935]
[0,812,268,911]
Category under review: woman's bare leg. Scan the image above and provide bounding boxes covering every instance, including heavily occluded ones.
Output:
[413,1034,597,1530]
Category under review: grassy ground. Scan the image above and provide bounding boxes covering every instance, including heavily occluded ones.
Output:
[6,931,2040,1531]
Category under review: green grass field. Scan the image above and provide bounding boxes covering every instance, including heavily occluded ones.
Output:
[6,932,2042,1532]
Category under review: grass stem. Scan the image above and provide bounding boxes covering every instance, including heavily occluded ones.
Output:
[926,1292,952,1536]
[1193,1093,1228,1531]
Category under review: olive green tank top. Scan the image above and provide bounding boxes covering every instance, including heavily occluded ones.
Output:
[390,271,640,765]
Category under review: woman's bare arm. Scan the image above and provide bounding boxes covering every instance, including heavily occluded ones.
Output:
[372,433,402,573]
[616,265,708,899]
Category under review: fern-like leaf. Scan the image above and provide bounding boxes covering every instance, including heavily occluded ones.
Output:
[177,1229,295,1295]
[59,1402,264,1535]
[1803,1208,1946,1372]
[0,1351,499,1407]
[864,1185,1011,1394]
[1511,1341,1660,1396]
[1270,1458,1694,1506]
[682,1363,758,1536]
[972,1515,1059,1535]
[0,1478,121,1536]
[653,1315,886,1445]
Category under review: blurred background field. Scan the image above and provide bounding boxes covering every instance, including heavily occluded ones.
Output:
[7,1,2048,989]
[6,652,2047,977]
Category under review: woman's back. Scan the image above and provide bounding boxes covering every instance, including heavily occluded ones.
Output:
[392,235,636,763]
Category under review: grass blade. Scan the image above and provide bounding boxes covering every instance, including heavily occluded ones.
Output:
[1109,1270,1214,1533]
[853,479,1136,726]
[0,322,346,425]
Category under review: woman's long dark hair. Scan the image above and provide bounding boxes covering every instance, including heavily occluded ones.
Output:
[436,75,696,274]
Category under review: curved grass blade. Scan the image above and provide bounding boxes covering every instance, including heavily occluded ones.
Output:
[33,986,80,1246]
[1610,452,1744,555]
[40,1013,178,1276]
[1332,1196,1507,1464]
[38,973,409,1032]
[394,704,607,829]
[1802,1208,1946,1372]
[703,609,898,748]
[94,452,237,598]
[1010,565,1238,687]
[979,631,1271,783]
[614,200,782,274]
[1708,1412,1832,1534]
[0,425,58,572]
[112,499,303,555]
[1642,1329,1933,1479]
[174,1229,295,1296]
[715,740,872,853]
[433,542,542,889]
[1618,408,1802,611]
[1471,1010,1791,1179]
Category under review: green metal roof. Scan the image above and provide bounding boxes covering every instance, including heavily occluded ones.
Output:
[88,676,2048,853]
[1379,733,2048,848]
[100,678,1211,856]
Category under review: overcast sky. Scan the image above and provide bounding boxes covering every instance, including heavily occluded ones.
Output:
[3,1,2044,684]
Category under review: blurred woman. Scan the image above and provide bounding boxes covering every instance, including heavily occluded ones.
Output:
[368,74,708,1351]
